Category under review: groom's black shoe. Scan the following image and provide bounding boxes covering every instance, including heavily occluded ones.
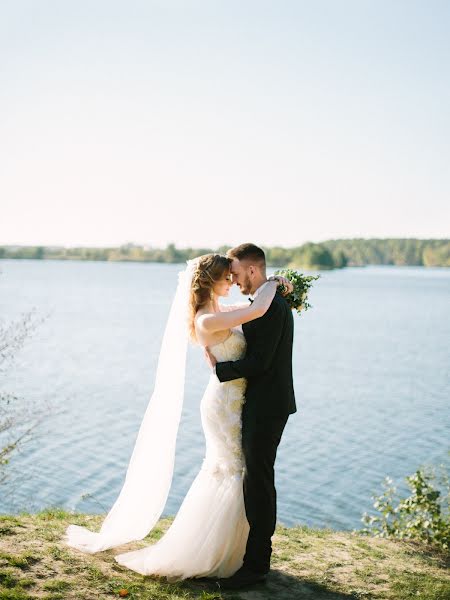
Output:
[216,565,267,589]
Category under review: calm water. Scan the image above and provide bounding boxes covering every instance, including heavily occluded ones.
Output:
[0,259,449,530]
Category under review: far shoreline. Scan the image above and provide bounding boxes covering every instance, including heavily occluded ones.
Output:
[1,238,449,268]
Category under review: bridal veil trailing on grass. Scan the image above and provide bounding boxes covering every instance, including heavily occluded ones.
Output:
[65,260,197,553]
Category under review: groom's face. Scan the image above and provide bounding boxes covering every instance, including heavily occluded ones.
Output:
[230,258,252,295]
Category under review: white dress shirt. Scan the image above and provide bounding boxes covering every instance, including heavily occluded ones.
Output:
[249,280,269,301]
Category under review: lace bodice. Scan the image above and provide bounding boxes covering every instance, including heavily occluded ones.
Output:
[199,328,247,481]
[209,328,246,363]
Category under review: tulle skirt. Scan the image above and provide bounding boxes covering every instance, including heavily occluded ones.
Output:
[115,341,250,582]
[115,462,249,580]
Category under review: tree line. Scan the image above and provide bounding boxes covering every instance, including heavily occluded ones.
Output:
[0,238,448,269]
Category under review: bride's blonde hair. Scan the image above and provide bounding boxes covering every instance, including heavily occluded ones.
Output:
[189,253,231,343]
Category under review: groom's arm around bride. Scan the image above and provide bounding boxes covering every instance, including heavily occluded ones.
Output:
[216,290,296,418]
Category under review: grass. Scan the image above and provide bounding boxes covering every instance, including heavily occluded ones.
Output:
[0,510,448,599]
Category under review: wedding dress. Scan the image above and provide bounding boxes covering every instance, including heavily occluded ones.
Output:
[65,261,251,580]
[115,328,250,580]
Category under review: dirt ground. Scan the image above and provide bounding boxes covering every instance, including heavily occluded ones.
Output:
[1,511,449,599]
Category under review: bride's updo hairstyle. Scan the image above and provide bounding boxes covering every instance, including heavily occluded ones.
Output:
[189,253,231,343]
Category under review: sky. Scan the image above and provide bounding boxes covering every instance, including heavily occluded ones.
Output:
[1,0,449,249]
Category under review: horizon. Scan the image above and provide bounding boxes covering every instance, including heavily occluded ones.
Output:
[1,235,448,251]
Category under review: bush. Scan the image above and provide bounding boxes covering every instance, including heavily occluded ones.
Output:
[360,464,450,550]
[0,307,50,485]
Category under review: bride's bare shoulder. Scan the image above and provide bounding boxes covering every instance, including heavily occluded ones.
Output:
[195,310,218,347]
[194,309,215,337]
[195,307,212,322]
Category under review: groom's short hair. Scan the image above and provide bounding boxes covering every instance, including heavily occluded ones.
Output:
[227,243,266,269]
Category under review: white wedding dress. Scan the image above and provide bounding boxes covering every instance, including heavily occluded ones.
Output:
[115,328,250,581]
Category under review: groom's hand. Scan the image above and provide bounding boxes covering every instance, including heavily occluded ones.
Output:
[204,347,217,371]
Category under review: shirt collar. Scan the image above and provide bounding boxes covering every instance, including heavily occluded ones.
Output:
[249,280,269,301]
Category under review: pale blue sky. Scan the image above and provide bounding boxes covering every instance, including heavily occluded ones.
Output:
[1,0,449,248]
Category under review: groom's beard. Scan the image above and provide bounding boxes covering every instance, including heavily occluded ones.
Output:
[238,274,252,295]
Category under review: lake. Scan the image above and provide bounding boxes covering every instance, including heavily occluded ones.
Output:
[0,259,449,530]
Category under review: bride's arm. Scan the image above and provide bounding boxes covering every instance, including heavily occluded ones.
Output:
[214,297,285,380]
[218,303,249,312]
[219,276,293,314]
[197,281,278,333]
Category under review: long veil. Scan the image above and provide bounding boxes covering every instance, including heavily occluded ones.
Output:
[65,259,197,553]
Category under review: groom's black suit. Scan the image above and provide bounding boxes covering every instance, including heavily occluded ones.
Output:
[215,290,296,574]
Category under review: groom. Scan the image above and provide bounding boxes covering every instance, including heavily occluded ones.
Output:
[205,243,296,589]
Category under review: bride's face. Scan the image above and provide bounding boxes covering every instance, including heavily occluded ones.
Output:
[212,272,232,297]
[230,259,252,295]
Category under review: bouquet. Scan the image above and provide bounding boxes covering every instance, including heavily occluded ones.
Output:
[274,268,320,315]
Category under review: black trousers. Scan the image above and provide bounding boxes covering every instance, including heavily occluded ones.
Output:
[241,410,288,574]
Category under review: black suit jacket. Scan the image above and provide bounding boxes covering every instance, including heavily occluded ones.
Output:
[216,291,296,418]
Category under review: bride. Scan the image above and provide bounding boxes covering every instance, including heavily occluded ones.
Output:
[65,253,288,581]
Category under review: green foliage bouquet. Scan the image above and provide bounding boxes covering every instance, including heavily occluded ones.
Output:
[273,268,320,315]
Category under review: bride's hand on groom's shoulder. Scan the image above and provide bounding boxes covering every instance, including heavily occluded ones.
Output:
[268,275,293,296]
[204,347,217,371]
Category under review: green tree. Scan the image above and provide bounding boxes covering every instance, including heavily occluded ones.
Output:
[423,242,450,267]
[165,243,183,263]
[291,243,334,269]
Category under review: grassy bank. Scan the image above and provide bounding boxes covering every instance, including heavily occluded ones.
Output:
[0,509,449,600]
